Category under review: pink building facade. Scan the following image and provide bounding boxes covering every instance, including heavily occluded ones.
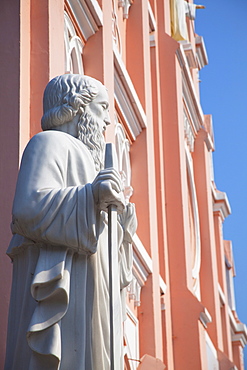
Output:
[0,0,246,368]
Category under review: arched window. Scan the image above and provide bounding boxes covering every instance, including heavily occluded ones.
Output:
[64,12,84,74]
[115,123,133,203]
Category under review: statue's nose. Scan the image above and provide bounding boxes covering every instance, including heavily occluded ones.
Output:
[104,112,111,126]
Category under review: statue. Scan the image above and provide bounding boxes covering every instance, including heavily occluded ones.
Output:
[5,74,137,370]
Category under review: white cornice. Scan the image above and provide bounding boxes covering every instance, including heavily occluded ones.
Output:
[211,185,231,220]
[203,115,215,151]
[148,2,156,33]
[176,45,204,133]
[114,45,147,140]
[200,308,212,328]
[218,283,226,306]
[148,1,156,47]
[132,234,152,283]
[228,307,247,347]
[67,0,103,41]
[159,276,167,295]
[118,0,133,19]
[132,234,167,309]
[179,41,197,69]
[195,35,208,70]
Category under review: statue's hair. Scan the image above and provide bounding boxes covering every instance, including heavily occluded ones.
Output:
[41,74,100,131]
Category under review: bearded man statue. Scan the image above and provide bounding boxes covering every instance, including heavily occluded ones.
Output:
[4,74,137,370]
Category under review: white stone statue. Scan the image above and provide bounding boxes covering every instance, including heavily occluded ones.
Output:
[5,74,137,370]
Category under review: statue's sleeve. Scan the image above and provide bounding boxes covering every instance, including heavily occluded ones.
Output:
[118,203,137,289]
[11,132,98,255]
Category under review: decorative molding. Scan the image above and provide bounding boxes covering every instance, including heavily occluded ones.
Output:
[64,12,84,74]
[128,276,142,307]
[196,35,208,70]
[148,2,156,47]
[115,123,133,202]
[160,276,167,311]
[114,45,147,140]
[130,234,167,309]
[132,234,152,281]
[179,41,197,69]
[218,283,226,306]
[112,0,122,54]
[212,185,231,220]
[228,307,247,347]
[148,2,156,33]
[118,0,133,19]
[66,0,103,41]
[176,44,204,133]
[128,234,152,307]
[224,240,235,275]
[225,262,236,311]
[203,115,215,151]
[159,276,167,295]
[184,112,195,152]
[200,308,212,328]
[149,34,156,48]
[205,332,218,364]
[160,296,166,311]
[123,306,139,369]
[185,146,201,299]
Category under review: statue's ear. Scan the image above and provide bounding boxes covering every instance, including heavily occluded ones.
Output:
[62,94,70,105]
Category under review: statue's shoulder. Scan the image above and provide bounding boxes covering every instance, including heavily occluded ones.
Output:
[30,130,70,144]
[27,130,78,152]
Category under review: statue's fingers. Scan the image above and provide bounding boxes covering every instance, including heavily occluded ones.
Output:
[98,168,122,184]
[101,179,122,194]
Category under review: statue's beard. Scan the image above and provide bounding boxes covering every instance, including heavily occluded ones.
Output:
[77,112,105,172]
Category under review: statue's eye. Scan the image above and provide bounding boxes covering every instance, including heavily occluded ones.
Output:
[101,102,109,110]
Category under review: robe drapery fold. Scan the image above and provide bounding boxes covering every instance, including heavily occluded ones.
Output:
[5,131,134,370]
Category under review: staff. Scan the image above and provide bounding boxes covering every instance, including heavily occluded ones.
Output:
[105,143,120,370]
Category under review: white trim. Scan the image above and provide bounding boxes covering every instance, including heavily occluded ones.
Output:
[211,184,231,220]
[67,0,103,41]
[228,307,247,346]
[185,145,201,299]
[205,331,219,369]
[84,0,103,25]
[176,44,204,132]
[184,111,195,152]
[114,45,147,140]
[218,283,226,306]
[179,41,197,69]
[196,35,208,70]
[124,306,140,369]
[118,0,133,20]
[200,308,212,328]
[148,2,156,33]
[64,12,84,74]
[115,123,133,202]
[159,276,167,295]
[126,304,138,325]
[132,234,153,276]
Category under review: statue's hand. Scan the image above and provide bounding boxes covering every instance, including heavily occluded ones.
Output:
[92,168,125,213]
[118,203,137,242]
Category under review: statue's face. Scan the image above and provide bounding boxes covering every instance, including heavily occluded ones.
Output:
[84,82,111,134]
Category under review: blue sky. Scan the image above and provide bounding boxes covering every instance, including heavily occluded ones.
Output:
[195,0,247,364]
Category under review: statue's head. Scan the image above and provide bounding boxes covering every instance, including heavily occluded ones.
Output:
[41,74,110,171]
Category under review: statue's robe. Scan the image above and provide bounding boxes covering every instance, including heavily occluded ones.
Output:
[5,130,133,370]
